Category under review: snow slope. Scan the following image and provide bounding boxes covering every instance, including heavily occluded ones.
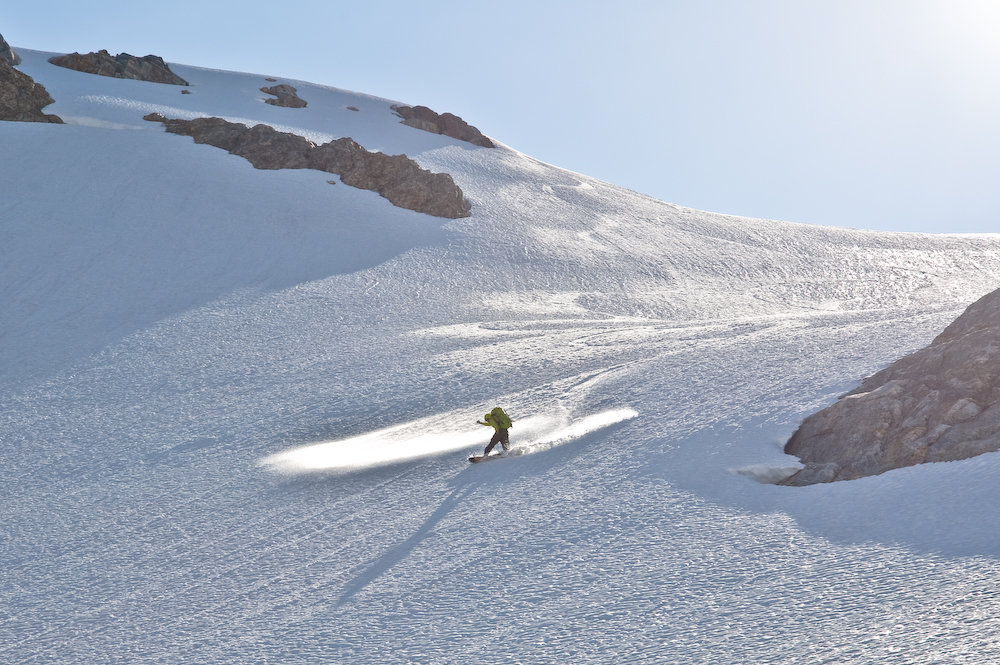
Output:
[4,48,1000,663]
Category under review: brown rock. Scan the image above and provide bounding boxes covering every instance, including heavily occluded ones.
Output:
[163,117,314,169]
[48,50,189,86]
[260,84,307,108]
[311,139,471,218]
[0,57,63,123]
[0,32,20,65]
[783,288,1000,485]
[145,115,471,219]
[391,104,494,148]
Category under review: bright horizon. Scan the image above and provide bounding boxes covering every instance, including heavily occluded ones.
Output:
[4,0,999,234]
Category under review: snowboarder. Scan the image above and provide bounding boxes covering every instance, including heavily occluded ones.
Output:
[478,407,513,457]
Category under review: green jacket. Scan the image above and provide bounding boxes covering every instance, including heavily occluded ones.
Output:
[478,408,512,430]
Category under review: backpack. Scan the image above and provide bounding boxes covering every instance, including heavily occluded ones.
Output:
[490,407,512,429]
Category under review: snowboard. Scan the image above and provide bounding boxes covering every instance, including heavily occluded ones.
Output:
[468,449,523,463]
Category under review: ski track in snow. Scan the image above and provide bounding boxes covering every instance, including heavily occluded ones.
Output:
[4,48,1000,663]
[262,408,638,474]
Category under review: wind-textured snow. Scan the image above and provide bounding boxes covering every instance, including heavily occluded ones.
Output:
[4,48,1000,664]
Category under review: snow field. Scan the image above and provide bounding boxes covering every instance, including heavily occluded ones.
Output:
[4,48,1000,663]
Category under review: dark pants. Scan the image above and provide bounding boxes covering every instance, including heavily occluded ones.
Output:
[484,428,509,455]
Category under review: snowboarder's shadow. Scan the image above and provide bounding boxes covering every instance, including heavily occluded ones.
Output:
[336,474,483,605]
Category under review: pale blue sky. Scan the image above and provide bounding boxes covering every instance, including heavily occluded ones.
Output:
[4,1,999,233]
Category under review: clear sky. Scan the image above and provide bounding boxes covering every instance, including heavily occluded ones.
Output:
[4,1,999,234]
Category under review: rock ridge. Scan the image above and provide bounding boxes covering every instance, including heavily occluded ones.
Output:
[49,50,189,86]
[391,104,494,148]
[782,287,1000,485]
[0,57,63,123]
[0,32,20,65]
[143,114,471,219]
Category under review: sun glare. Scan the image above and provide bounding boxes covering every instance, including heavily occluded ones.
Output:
[926,0,1000,61]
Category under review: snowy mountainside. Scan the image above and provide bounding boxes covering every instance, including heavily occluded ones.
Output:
[4,48,1000,663]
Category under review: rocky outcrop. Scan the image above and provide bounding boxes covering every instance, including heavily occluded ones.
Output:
[0,57,63,123]
[391,105,494,148]
[49,50,189,86]
[0,32,20,65]
[261,83,306,108]
[143,114,471,219]
[783,288,1000,485]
